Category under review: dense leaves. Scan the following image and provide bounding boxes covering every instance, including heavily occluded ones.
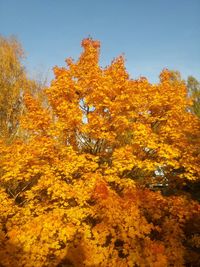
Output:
[0,38,200,266]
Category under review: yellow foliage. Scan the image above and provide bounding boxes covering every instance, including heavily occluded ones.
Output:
[0,38,200,266]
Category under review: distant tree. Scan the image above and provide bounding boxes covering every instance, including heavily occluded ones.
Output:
[0,36,47,143]
[168,70,182,82]
[0,36,27,142]
[187,75,200,118]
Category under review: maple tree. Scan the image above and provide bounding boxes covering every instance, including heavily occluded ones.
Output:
[0,38,200,266]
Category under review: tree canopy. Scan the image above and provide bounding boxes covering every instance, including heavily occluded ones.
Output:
[0,38,200,267]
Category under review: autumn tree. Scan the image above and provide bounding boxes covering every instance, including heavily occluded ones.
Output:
[0,35,45,143]
[0,38,200,267]
[0,36,25,141]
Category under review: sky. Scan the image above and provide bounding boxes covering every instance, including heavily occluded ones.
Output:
[0,0,200,84]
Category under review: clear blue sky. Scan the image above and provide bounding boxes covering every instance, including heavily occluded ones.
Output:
[0,0,200,83]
